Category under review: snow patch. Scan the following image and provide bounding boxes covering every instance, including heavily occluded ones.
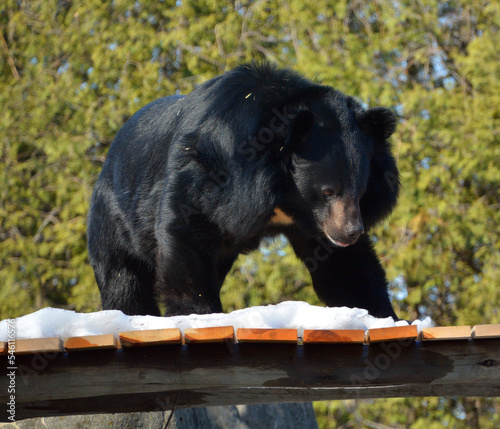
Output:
[0,301,433,341]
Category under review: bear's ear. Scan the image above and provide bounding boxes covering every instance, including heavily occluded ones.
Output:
[282,110,315,153]
[358,107,396,140]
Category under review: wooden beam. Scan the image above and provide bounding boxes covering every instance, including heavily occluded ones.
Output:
[119,329,183,347]
[237,328,297,343]
[368,326,418,343]
[472,324,500,339]
[420,326,471,341]
[1,339,499,421]
[184,326,235,343]
[64,335,120,351]
[14,338,63,355]
[303,329,365,344]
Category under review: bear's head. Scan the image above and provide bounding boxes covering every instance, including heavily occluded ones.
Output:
[279,95,399,247]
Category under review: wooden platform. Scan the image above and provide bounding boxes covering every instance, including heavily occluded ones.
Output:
[1,324,499,421]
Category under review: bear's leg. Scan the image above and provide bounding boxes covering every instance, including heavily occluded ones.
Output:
[155,228,225,316]
[88,192,161,316]
[92,250,161,316]
[156,257,224,316]
[289,233,398,319]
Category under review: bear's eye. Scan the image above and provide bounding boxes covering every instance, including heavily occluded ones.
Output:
[322,189,335,199]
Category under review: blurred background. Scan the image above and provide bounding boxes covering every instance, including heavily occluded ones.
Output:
[1,0,498,426]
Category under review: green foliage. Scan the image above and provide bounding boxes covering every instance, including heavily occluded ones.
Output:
[1,0,498,426]
[221,237,319,311]
[316,398,500,429]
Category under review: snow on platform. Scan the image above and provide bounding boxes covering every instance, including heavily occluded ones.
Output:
[0,301,432,341]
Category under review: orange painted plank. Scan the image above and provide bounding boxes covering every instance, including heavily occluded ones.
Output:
[119,329,183,347]
[14,338,64,355]
[0,341,6,355]
[420,326,471,341]
[237,328,298,343]
[303,329,365,344]
[184,326,235,343]
[64,334,120,351]
[472,324,500,339]
[368,325,418,343]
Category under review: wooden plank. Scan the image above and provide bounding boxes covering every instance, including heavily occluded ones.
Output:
[14,338,64,355]
[472,324,500,339]
[184,326,234,343]
[11,383,500,420]
[303,329,365,344]
[64,334,120,351]
[119,329,183,347]
[3,339,499,420]
[420,326,471,341]
[237,328,297,343]
[0,342,6,355]
[368,325,418,343]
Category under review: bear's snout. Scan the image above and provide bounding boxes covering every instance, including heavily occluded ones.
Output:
[345,222,364,242]
[323,198,364,247]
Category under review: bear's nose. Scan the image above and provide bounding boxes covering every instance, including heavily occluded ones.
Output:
[345,224,364,241]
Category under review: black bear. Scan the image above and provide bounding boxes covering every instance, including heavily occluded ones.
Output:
[87,63,400,319]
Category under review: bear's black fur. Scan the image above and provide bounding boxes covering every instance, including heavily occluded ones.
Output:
[87,63,400,318]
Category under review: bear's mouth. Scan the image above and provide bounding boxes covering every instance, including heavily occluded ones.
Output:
[324,233,351,247]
